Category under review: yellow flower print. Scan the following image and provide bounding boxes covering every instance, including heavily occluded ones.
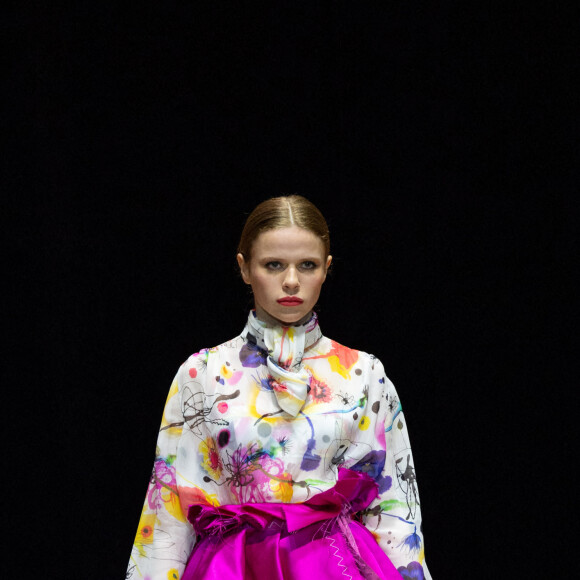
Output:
[270,472,293,502]
[358,415,370,430]
[200,436,223,479]
[221,363,233,379]
[134,512,156,556]
[327,341,359,378]
[167,569,179,580]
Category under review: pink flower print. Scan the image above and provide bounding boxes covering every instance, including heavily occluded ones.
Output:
[271,379,288,393]
[147,458,177,510]
[310,376,332,402]
[200,437,223,480]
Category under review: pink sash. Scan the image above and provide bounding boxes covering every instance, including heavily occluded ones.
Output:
[184,469,402,579]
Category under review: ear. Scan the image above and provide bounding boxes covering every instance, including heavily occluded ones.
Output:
[237,253,251,284]
[323,255,333,280]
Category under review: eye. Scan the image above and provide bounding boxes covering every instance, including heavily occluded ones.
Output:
[265,261,283,271]
[300,261,317,270]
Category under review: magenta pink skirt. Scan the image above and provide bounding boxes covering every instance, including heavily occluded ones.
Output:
[183,469,402,580]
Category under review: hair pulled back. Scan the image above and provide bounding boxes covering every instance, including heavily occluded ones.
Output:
[237,195,330,261]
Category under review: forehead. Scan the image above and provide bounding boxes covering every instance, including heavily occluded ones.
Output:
[251,226,325,258]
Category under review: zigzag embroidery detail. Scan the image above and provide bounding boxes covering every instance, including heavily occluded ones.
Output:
[325,534,353,579]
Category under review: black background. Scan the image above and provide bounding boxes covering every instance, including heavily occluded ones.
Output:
[4,3,576,579]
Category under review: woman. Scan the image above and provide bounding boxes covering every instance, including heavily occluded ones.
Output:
[127,195,431,580]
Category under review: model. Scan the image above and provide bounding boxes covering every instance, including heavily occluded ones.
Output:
[127,195,431,580]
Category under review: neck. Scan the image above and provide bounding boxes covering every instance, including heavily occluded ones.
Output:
[254,306,313,327]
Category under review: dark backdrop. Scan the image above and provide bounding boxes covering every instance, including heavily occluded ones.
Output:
[4,3,576,579]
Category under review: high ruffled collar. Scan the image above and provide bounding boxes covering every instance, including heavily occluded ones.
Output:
[242,310,322,416]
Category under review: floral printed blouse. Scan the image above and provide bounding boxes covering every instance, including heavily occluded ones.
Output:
[127,311,431,580]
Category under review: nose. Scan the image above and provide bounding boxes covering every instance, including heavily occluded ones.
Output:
[282,266,300,291]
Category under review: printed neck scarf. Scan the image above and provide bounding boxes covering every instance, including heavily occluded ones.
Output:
[242,310,322,417]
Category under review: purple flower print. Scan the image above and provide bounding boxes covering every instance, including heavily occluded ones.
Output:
[397,561,425,580]
[350,450,392,493]
[239,343,266,368]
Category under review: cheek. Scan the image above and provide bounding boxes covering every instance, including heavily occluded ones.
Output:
[305,275,326,296]
[250,274,273,297]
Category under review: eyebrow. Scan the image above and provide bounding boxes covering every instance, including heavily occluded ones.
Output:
[259,256,321,262]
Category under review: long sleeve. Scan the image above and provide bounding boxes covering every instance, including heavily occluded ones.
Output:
[127,372,195,580]
[361,358,432,579]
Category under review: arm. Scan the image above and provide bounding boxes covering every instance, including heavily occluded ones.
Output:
[127,372,195,580]
[362,358,432,579]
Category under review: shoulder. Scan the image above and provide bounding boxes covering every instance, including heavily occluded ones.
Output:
[176,334,246,381]
[323,336,384,367]
[321,338,400,408]
[319,335,388,379]
[189,334,245,360]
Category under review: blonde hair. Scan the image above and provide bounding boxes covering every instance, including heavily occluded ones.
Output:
[237,195,330,261]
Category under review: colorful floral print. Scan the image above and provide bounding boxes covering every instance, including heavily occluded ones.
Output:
[309,373,333,403]
[127,311,431,579]
[199,437,223,479]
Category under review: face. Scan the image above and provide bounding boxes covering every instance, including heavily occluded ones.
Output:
[237,226,332,325]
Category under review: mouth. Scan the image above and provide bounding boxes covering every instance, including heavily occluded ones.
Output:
[277,297,304,306]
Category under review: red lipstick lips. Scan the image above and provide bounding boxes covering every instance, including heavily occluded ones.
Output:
[277,297,303,306]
